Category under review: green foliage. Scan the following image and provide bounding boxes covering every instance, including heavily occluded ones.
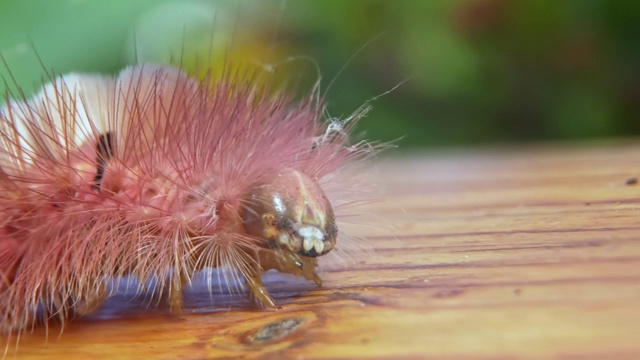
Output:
[1,0,638,148]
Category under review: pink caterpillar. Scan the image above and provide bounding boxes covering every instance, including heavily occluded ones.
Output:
[0,64,370,338]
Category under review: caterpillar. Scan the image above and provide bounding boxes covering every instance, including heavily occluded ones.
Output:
[0,63,373,342]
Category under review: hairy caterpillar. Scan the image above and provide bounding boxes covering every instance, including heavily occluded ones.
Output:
[0,63,372,342]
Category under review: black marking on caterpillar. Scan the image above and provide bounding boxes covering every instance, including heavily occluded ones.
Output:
[92,132,114,189]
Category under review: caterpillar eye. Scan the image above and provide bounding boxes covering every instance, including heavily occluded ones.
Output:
[242,169,337,258]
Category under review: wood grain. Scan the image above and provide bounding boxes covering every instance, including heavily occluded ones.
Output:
[6,141,640,359]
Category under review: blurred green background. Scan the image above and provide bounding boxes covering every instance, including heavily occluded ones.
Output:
[1,0,639,148]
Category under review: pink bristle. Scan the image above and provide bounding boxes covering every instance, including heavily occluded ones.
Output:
[0,64,373,338]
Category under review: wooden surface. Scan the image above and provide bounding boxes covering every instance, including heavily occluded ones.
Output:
[8,141,640,359]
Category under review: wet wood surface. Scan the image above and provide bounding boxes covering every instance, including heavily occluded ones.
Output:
[8,141,640,359]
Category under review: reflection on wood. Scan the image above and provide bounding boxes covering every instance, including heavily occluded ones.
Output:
[7,142,640,359]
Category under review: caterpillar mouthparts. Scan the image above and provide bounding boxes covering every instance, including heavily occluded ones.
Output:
[0,64,371,336]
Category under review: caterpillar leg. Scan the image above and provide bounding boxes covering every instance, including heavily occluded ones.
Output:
[242,249,323,310]
[259,249,322,286]
[169,273,188,316]
[244,255,278,309]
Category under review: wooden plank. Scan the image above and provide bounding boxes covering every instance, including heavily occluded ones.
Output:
[6,142,640,359]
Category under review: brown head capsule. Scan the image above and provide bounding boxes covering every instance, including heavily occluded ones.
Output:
[243,169,337,257]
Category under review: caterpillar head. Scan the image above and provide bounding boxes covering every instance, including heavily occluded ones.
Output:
[243,169,337,258]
